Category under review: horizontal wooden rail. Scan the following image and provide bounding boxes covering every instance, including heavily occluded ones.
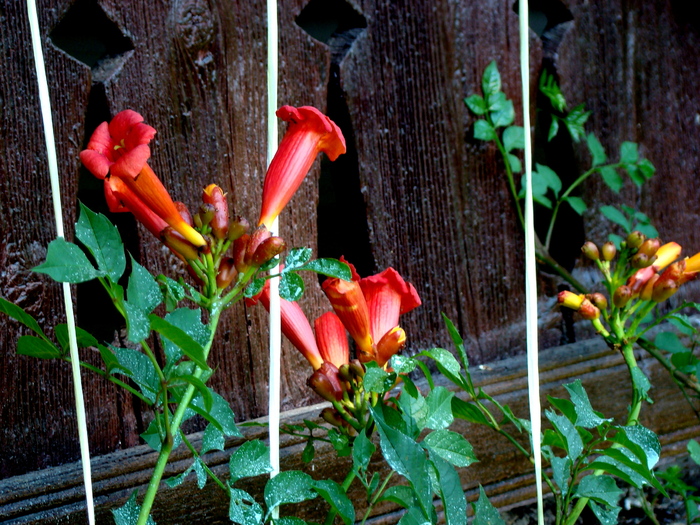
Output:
[1,337,698,524]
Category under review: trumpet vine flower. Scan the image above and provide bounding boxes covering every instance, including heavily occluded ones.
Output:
[258,106,346,229]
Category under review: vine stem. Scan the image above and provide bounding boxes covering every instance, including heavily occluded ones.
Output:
[136,309,222,525]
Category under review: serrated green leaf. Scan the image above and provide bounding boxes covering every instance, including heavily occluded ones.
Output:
[507,153,522,173]
[202,423,225,454]
[429,452,466,525]
[370,404,432,517]
[328,428,352,456]
[33,238,104,283]
[284,247,313,270]
[149,314,208,370]
[379,485,416,508]
[229,488,263,525]
[548,117,560,141]
[279,272,305,302]
[566,196,587,215]
[503,126,524,152]
[574,475,623,507]
[472,486,505,525]
[625,164,645,186]
[586,133,607,167]
[452,397,489,425]
[599,166,623,193]
[112,490,156,525]
[614,425,660,470]
[564,104,590,142]
[313,480,355,525]
[127,257,162,313]
[363,363,396,393]
[474,120,497,141]
[243,277,266,298]
[352,429,376,473]
[55,324,98,351]
[550,455,571,494]
[191,390,240,437]
[491,100,514,127]
[299,258,352,280]
[563,380,608,428]
[302,440,315,463]
[600,205,631,232]
[481,61,501,97]
[0,296,48,338]
[229,439,272,484]
[620,141,638,164]
[16,335,62,359]
[637,158,655,179]
[75,202,126,282]
[688,440,700,465]
[423,430,477,467]
[390,354,418,374]
[264,471,316,512]
[546,409,583,460]
[440,313,469,371]
[425,386,454,430]
[589,501,620,525]
[112,347,159,403]
[165,457,207,489]
[465,94,487,115]
[535,163,562,196]
[419,347,468,390]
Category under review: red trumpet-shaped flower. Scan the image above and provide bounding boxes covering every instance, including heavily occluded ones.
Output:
[323,260,421,367]
[80,110,206,247]
[258,106,346,229]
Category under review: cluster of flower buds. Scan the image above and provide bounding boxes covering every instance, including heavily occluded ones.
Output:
[557,291,601,320]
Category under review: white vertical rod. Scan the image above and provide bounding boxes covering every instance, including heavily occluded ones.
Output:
[26,1,95,523]
[266,0,281,502]
[518,2,544,524]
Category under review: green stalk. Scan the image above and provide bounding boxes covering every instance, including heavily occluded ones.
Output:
[360,471,395,525]
[180,431,228,493]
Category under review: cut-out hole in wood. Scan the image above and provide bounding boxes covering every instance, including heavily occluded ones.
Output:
[50,0,133,81]
[512,0,573,37]
[296,0,367,49]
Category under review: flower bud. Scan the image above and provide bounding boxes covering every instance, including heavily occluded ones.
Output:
[202,184,229,239]
[638,238,661,257]
[244,227,272,265]
[581,242,600,261]
[631,252,655,269]
[557,290,584,310]
[307,363,343,402]
[228,216,250,242]
[198,203,216,227]
[652,279,678,302]
[601,241,616,262]
[588,293,608,310]
[251,236,287,266]
[233,234,250,273]
[216,257,238,289]
[613,285,632,308]
[626,231,646,249]
[375,326,407,367]
[640,274,660,301]
[320,407,345,428]
[658,260,686,285]
[349,359,365,379]
[175,202,194,226]
[577,299,600,320]
[338,363,353,382]
[161,227,200,261]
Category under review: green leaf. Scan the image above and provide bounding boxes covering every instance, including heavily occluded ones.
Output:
[589,501,620,525]
[390,354,418,375]
[491,100,514,128]
[637,158,656,180]
[472,486,505,525]
[545,409,583,460]
[299,258,352,280]
[507,153,522,174]
[599,166,623,193]
[173,374,213,411]
[162,307,209,369]
[440,313,469,371]
[370,404,433,518]
[16,335,62,359]
[655,331,688,353]
[428,453,466,525]
[98,344,123,374]
[202,423,225,454]
[127,257,162,313]
[328,428,352,456]
[158,275,186,311]
[112,490,156,525]
[481,61,501,97]
[548,117,560,142]
[464,94,487,115]
[563,380,608,428]
[244,278,266,298]
[283,247,312,270]
[352,428,376,473]
[279,272,305,302]
[486,92,507,112]
[33,238,104,283]
[613,425,660,470]
[166,457,207,489]
[0,296,48,338]
[398,380,428,431]
[149,314,208,370]
[586,133,607,167]
[575,475,623,508]
[302,440,315,463]
[264,471,316,512]
[620,141,638,164]
[363,363,396,393]
[625,164,645,186]
[55,324,98,351]
[398,506,432,525]
[566,196,587,215]
[191,390,241,437]
[535,163,562,196]
[452,397,489,425]
[75,202,126,282]
[503,126,524,152]
[422,430,477,468]
[229,488,263,525]
[688,440,700,465]
[563,104,590,142]
[631,367,652,403]
[379,485,416,508]
[112,347,159,403]
[425,386,455,430]
[474,120,497,141]
[229,439,272,484]
[419,347,468,390]
[312,480,355,525]
[600,205,631,232]
[550,455,571,494]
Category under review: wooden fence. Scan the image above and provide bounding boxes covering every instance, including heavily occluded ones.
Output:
[2,0,700,520]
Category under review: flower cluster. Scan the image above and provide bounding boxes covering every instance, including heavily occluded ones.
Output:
[249,259,420,432]
[559,232,700,321]
[79,107,346,299]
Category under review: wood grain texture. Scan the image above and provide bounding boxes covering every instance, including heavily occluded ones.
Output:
[2,338,698,523]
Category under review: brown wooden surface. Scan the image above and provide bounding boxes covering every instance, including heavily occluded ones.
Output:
[2,338,699,523]
[2,0,700,495]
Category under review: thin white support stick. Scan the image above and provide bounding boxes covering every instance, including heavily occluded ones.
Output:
[25,1,95,523]
[266,0,281,503]
[518,2,544,524]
